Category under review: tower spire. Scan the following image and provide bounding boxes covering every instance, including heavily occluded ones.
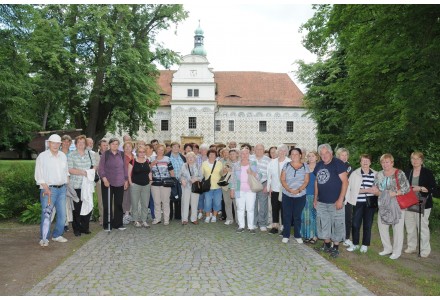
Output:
[191,20,207,56]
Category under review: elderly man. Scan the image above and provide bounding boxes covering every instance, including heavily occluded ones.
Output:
[252,144,271,231]
[35,134,70,246]
[313,143,349,258]
[86,137,94,151]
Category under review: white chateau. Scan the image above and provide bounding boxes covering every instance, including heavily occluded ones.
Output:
[134,23,317,150]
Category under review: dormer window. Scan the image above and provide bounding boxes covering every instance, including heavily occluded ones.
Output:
[187,89,199,97]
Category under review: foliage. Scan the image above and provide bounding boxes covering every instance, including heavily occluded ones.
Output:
[0,161,38,219]
[19,202,41,224]
[296,5,440,169]
[0,4,188,148]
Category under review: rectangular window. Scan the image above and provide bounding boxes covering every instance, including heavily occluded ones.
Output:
[259,121,267,132]
[161,120,169,131]
[215,120,221,131]
[194,89,199,97]
[228,120,235,132]
[286,121,294,132]
[189,117,197,129]
[187,89,193,97]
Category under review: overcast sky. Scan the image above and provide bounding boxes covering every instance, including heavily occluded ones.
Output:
[155,3,317,92]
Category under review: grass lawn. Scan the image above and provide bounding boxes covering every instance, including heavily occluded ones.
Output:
[0,159,35,171]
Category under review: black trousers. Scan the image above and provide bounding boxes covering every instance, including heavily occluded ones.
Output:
[101,183,124,230]
[169,181,182,220]
[72,189,92,234]
[352,202,375,246]
[271,192,283,224]
[345,202,353,240]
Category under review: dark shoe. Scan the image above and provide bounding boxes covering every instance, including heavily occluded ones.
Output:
[74,232,81,237]
[268,228,279,235]
[81,230,91,234]
[191,221,199,225]
[236,228,245,233]
[64,225,69,232]
[314,243,331,253]
[329,247,339,258]
[249,229,256,234]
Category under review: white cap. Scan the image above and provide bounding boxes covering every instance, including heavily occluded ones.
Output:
[48,134,62,143]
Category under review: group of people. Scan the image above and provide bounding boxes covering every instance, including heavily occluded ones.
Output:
[35,134,436,261]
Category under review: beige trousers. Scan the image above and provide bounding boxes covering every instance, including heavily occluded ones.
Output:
[404,208,431,257]
[151,185,171,223]
[378,209,405,256]
[181,187,200,222]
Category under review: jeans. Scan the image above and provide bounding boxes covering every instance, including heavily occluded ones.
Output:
[351,202,375,246]
[40,185,66,239]
[282,194,306,239]
[149,190,155,219]
[198,192,205,211]
[254,183,269,228]
[204,188,222,212]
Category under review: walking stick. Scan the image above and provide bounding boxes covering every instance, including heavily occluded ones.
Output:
[418,202,422,258]
[107,185,111,233]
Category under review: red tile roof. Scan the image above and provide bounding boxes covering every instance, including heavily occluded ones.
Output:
[158,70,304,107]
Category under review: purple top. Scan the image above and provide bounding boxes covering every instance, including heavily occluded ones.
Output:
[98,150,128,187]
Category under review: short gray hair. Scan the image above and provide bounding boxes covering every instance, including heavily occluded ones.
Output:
[199,143,209,150]
[277,144,288,154]
[318,143,333,155]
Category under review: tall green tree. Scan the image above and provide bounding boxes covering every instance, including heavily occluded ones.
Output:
[0,4,188,145]
[297,4,440,169]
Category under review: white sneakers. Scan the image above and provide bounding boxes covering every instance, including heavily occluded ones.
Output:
[52,236,68,243]
[282,238,289,243]
[197,212,203,220]
[211,216,217,223]
[205,216,211,223]
[260,226,267,232]
[360,245,368,253]
[389,254,400,260]
[134,221,142,228]
[142,222,150,228]
[39,239,49,247]
[224,220,233,225]
[347,245,360,252]
[404,248,416,254]
[343,239,353,247]
[295,238,303,244]
[379,250,392,256]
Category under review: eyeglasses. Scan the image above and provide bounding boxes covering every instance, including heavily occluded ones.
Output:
[138,151,145,154]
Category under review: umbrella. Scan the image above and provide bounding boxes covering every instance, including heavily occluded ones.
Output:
[42,194,54,241]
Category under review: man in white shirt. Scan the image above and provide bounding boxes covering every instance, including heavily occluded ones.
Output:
[35,134,70,246]
[252,144,271,231]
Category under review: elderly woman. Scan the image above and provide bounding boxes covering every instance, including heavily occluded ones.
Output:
[266,144,291,235]
[221,148,239,225]
[301,151,320,244]
[150,144,175,225]
[372,153,410,260]
[280,148,310,244]
[345,154,377,253]
[122,141,135,225]
[68,135,96,236]
[98,137,128,231]
[230,148,259,233]
[128,145,151,228]
[197,143,209,220]
[202,149,224,223]
[404,151,436,258]
[179,151,203,225]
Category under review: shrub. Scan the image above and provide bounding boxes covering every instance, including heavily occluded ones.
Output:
[0,161,39,220]
[19,202,42,224]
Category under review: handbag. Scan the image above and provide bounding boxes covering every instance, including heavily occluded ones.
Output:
[362,181,378,208]
[187,164,203,194]
[201,161,217,193]
[155,165,175,188]
[88,151,100,182]
[218,172,231,187]
[406,194,428,214]
[248,173,263,193]
[394,169,419,209]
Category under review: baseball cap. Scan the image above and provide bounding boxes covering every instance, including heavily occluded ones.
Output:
[48,134,62,143]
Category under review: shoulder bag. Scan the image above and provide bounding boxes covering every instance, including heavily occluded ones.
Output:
[362,179,378,208]
[201,161,217,193]
[394,169,419,209]
[248,165,263,192]
[88,151,100,182]
[155,165,175,188]
[188,164,203,194]
[406,194,428,215]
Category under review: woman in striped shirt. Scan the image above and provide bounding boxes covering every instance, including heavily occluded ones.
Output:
[345,154,377,253]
